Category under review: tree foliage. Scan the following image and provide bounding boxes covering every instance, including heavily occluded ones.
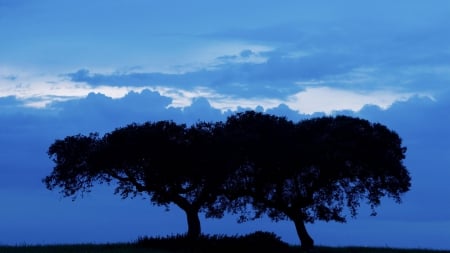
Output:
[44,111,410,249]
[45,121,231,238]
[45,133,102,197]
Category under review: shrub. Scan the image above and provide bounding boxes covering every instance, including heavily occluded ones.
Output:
[135,231,290,253]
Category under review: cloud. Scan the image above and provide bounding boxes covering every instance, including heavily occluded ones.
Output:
[7,11,447,114]
[62,33,444,112]
[2,38,439,117]
[201,12,450,95]
[0,70,168,108]
[1,64,423,116]
[215,49,268,65]
[1,86,450,247]
[286,87,414,114]
[63,66,418,115]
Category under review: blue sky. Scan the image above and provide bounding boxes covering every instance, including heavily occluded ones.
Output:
[1,0,450,249]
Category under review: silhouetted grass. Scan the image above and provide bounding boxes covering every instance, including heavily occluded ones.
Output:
[0,232,449,253]
[314,246,450,253]
[0,243,164,253]
[135,231,290,253]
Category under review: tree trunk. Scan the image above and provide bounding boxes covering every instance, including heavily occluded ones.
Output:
[185,208,201,239]
[171,195,202,239]
[293,217,314,250]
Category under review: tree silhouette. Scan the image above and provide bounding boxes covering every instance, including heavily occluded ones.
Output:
[44,111,410,249]
[44,120,231,239]
[223,112,411,250]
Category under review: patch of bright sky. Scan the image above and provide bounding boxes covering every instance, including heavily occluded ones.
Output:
[286,87,414,114]
[126,85,416,115]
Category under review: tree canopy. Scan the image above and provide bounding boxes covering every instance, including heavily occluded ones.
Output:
[45,121,231,238]
[44,111,410,250]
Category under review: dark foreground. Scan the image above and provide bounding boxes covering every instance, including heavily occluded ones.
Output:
[0,232,448,253]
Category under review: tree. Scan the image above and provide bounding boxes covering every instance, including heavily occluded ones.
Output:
[223,112,411,250]
[44,120,231,239]
[44,111,411,249]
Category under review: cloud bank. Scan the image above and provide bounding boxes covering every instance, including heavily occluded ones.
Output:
[0,88,449,248]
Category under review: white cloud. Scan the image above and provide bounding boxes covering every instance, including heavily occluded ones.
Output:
[0,70,155,108]
[286,87,414,114]
[210,97,283,112]
[149,85,283,112]
[150,84,417,115]
[148,86,217,108]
